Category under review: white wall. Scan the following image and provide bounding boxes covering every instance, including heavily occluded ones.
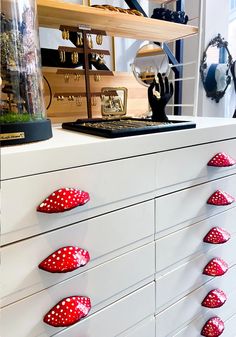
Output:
[181,0,201,116]
[197,0,230,117]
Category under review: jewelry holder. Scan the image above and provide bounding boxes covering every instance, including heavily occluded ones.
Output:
[56,25,114,118]
[62,86,196,138]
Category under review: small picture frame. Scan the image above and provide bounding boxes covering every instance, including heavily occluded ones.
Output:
[101,87,128,117]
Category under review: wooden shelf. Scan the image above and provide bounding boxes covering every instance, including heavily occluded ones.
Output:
[56,69,114,76]
[37,0,198,42]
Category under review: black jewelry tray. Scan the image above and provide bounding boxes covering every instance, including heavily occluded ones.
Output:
[62,117,196,138]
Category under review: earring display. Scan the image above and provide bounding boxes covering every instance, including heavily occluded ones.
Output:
[87,34,93,49]
[76,96,82,106]
[96,34,103,46]
[57,26,112,119]
[57,96,64,101]
[94,74,101,82]
[62,29,70,40]
[64,73,70,83]
[62,29,66,40]
[98,54,105,64]
[74,73,80,81]
[91,53,97,62]
[59,50,66,63]
[71,51,79,64]
[76,32,83,46]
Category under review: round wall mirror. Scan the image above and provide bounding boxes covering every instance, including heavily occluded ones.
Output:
[200,34,233,103]
[131,43,170,87]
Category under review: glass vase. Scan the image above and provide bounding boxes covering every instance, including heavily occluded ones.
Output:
[0,0,52,145]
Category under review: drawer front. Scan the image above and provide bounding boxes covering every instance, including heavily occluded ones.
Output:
[156,207,236,273]
[1,243,155,337]
[156,139,236,190]
[156,265,236,337]
[173,313,236,337]
[1,201,154,307]
[155,174,236,236]
[114,316,155,337]
[156,235,236,312]
[1,154,156,245]
[223,314,236,337]
[53,283,155,337]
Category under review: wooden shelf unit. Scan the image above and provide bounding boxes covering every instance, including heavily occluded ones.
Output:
[37,0,198,42]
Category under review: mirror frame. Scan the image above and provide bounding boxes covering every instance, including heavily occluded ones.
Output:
[200,34,233,103]
[131,43,170,88]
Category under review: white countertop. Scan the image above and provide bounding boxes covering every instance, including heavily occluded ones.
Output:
[2,116,236,180]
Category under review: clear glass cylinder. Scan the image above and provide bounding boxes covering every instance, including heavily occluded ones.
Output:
[1,0,46,124]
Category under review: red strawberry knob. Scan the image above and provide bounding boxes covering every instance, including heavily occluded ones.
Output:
[44,296,91,327]
[208,152,236,167]
[203,258,228,277]
[39,246,90,273]
[203,227,231,244]
[207,190,235,206]
[37,188,90,213]
[201,317,224,337]
[202,289,227,308]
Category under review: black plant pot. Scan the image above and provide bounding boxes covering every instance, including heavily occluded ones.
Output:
[0,119,52,146]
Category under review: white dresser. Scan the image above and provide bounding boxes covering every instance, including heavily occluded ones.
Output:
[1,116,236,337]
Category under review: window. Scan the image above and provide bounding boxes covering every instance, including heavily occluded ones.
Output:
[231,0,236,10]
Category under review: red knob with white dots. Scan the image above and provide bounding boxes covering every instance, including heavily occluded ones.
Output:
[202,289,227,308]
[39,246,90,273]
[207,190,235,206]
[37,188,90,213]
[203,258,228,277]
[201,317,224,337]
[203,227,231,244]
[44,296,91,327]
[208,152,236,167]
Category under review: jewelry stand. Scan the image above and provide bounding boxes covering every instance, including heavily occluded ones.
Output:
[56,25,114,118]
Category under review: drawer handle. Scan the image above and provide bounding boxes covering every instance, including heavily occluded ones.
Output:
[202,289,227,308]
[201,317,224,337]
[44,296,91,327]
[203,227,231,244]
[207,190,235,206]
[208,152,236,167]
[203,258,228,277]
[37,188,90,213]
[39,246,90,273]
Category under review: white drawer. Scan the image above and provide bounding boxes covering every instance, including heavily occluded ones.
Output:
[155,174,236,236]
[222,314,236,337]
[1,201,154,307]
[1,243,155,337]
[156,265,236,337]
[1,154,156,245]
[156,235,236,312]
[114,316,155,337]
[173,306,236,337]
[156,207,236,273]
[156,138,236,191]
[53,283,155,337]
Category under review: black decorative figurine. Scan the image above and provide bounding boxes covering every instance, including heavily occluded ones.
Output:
[148,73,174,122]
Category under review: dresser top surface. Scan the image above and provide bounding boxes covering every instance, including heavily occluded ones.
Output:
[2,116,236,180]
